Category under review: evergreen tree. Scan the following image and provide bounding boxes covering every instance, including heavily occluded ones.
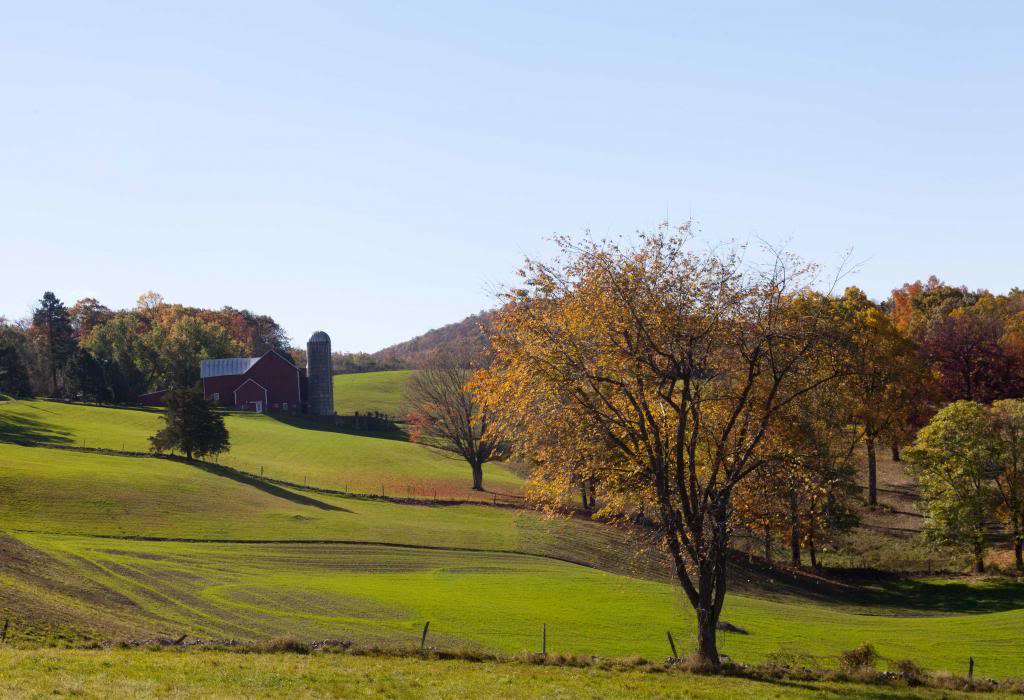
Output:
[31,292,76,396]
[149,387,230,461]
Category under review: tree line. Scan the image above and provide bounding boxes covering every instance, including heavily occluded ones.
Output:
[0,291,290,402]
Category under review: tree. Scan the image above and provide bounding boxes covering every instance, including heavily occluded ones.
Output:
[150,387,230,461]
[0,322,32,397]
[83,312,150,403]
[737,381,860,568]
[922,304,1024,403]
[65,347,109,403]
[835,288,926,506]
[145,316,240,389]
[474,228,840,665]
[69,298,113,339]
[990,400,1024,570]
[30,292,76,396]
[906,401,999,573]
[406,352,507,491]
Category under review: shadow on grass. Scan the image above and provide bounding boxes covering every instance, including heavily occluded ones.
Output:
[730,552,1024,614]
[264,412,410,443]
[176,457,352,513]
[0,409,73,445]
[844,576,1024,614]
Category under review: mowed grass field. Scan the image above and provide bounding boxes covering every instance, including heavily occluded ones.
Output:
[332,370,414,417]
[2,650,998,700]
[0,439,1022,677]
[0,395,522,500]
[11,532,1024,676]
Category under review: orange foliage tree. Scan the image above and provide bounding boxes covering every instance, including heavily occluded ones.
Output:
[834,288,928,506]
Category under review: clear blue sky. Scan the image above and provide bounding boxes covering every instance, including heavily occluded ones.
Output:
[2,2,1021,351]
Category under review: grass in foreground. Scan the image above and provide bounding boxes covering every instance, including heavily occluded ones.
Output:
[0,649,1008,700]
[0,444,1022,676]
[4,532,1022,679]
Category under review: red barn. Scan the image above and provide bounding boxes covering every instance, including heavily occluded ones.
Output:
[200,350,305,412]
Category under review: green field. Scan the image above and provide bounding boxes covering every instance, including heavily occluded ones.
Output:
[332,370,414,417]
[2,388,1024,686]
[2,649,1001,700]
[6,531,1021,676]
[0,397,522,499]
[0,432,1022,678]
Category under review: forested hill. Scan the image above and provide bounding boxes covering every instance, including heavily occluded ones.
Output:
[369,310,494,369]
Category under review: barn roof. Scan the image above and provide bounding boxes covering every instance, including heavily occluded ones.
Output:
[200,357,261,378]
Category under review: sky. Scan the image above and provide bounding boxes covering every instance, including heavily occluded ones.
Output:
[1,2,1022,351]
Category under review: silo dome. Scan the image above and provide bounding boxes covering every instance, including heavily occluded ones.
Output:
[306,331,334,416]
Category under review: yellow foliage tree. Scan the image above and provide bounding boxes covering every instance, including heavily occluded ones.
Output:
[474,227,842,665]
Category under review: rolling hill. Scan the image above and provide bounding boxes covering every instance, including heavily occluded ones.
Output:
[369,311,493,368]
[0,397,521,500]
[1,394,1024,677]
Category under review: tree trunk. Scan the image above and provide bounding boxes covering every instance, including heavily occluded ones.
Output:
[1015,536,1023,572]
[580,483,590,511]
[471,462,483,491]
[866,433,878,507]
[789,492,801,567]
[695,602,719,666]
[974,539,985,574]
[891,444,900,462]
[763,525,772,562]
[808,533,817,568]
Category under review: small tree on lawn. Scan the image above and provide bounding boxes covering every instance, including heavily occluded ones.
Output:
[906,401,999,573]
[150,387,230,461]
[406,351,507,491]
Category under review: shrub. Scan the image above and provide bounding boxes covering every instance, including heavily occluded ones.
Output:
[252,636,310,654]
[839,643,878,672]
[891,658,924,685]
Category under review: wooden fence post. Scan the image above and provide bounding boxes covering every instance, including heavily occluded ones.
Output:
[666,631,678,659]
[420,621,430,652]
[542,623,546,656]
[969,656,974,680]
[2,617,9,644]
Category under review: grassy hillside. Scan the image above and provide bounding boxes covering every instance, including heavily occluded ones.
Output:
[332,370,414,417]
[0,399,522,499]
[11,533,1020,675]
[2,650,995,700]
[0,444,580,553]
[0,440,1022,676]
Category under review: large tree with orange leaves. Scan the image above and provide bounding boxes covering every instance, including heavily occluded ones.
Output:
[834,288,928,506]
[474,227,842,665]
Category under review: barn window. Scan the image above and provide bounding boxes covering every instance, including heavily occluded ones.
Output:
[282,402,289,411]
[211,393,219,402]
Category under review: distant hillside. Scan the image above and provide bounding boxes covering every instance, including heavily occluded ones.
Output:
[369,310,494,368]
